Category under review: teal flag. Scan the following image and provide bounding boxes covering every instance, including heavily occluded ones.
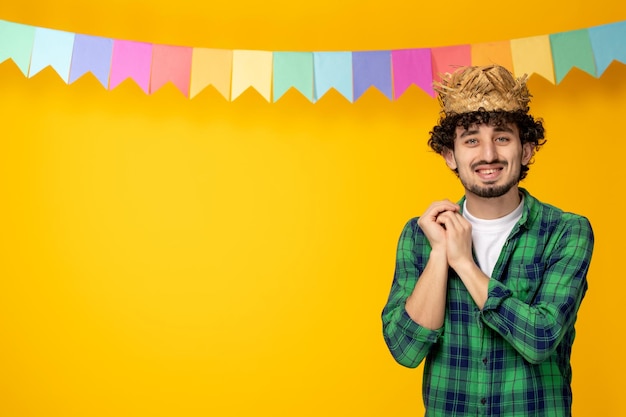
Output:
[0,20,36,76]
[273,52,314,102]
[550,29,596,84]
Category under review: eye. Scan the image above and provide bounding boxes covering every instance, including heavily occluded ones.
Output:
[465,138,478,145]
[495,136,510,143]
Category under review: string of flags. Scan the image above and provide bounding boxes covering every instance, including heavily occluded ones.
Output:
[1,18,625,103]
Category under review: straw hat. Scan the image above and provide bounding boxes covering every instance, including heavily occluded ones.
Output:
[434,65,531,115]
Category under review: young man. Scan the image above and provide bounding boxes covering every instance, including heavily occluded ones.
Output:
[381,65,594,417]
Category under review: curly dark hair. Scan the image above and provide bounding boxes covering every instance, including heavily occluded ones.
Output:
[428,109,546,181]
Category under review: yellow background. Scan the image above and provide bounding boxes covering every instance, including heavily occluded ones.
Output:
[1,1,625,416]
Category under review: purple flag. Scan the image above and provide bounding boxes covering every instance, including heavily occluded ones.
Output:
[352,51,392,101]
[69,35,114,87]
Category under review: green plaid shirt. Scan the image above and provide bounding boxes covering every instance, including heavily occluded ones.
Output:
[382,189,594,417]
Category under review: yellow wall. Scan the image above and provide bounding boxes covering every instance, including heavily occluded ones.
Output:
[0,1,625,416]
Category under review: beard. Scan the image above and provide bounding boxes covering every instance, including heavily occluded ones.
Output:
[459,162,520,198]
[463,178,518,198]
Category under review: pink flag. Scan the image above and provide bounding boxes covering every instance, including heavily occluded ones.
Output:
[391,48,434,98]
[109,40,153,93]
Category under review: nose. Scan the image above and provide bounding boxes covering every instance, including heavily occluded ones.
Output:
[480,140,497,162]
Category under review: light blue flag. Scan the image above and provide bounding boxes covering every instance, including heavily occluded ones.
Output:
[550,29,596,84]
[589,21,626,76]
[0,20,36,76]
[273,52,314,102]
[30,27,75,82]
[313,52,353,102]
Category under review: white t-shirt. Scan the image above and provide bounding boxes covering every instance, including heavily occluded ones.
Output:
[462,198,524,277]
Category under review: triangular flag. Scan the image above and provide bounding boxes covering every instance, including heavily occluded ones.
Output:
[313,52,353,102]
[29,27,75,82]
[431,45,471,82]
[471,41,514,72]
[69,34,113,87]
[151,44,193,96]
[273,52,314,102]
[589,21,626,76]
[231,50,272,101]
[0,20,35,76]
[190,48,232,100]
[109,40,152,93]
[510,35,555,83]
[391,48,433,98]
[550,29,596,83]
[352,51,392,101]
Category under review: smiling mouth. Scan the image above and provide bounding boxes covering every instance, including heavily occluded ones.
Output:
[477,168,500,175]
[475,167,503,181]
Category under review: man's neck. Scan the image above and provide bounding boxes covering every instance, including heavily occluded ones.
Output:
[464,187,522,220]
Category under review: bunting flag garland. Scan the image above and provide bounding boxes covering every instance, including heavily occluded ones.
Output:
[353,51,393,101]
[391,48,433,98]
[190,48,232,100]
[471,41,514,72]
[431,45,471,84]
[313,52,353,102]
[232,50,273,101]
[589,21,626,76]
[0,21,34,76]
[510,36,554,83]
[70,35,114,87]
[550,29,596,84]
[30,27,74,81]
[109,40,152,93]
[1,18,626,102]
[151,44,193,97]
[273,52,314,102]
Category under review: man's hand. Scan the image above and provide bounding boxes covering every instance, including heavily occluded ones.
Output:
[417,200,460,253]
[406,199,461,330]
[435,210,474,271]
[416,201,489,311]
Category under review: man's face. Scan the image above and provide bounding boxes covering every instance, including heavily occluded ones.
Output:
[443,123,534,199]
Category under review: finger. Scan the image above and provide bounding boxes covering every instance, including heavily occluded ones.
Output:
[449,212,472,232]
[425,202,460,220]
[431,199,460,213]
[435,211,457,229]
[436,211,466,232]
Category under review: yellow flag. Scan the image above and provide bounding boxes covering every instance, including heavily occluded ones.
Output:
[190,48,233,100]
[231,50,273,102]
[511,35,555,84]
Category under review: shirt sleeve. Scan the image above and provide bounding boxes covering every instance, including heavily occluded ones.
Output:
[480,214,594,364]
[381,218,443,368]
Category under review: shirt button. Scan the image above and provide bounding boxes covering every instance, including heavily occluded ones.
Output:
[482,357,488,364]
[481,398,487,405]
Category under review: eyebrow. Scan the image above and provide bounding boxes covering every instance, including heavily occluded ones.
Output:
[493,125,515,134]
[458,125,515,138]
[459,129,478,138]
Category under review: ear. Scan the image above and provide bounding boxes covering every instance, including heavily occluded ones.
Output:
[521,142,534,165]
[443,147,457,170]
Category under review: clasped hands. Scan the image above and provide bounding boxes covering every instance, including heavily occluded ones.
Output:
[417,200,474,271]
